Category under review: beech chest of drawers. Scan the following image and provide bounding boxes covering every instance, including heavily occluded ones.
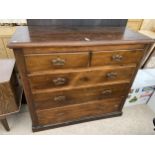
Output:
[8,26,153,132]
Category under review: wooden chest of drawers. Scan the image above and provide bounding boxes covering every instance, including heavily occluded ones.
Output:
[8,26,153,132]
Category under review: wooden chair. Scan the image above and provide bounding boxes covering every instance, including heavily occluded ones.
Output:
[0,59,23,131]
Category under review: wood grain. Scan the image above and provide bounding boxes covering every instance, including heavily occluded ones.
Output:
[0,59,20,116]
[13,49,39,126]
[33,82,129,110]
[23,44,146,54]
[0,38,8,58]
[91,50,143,66]
[8,26,153,48]
[25,52,89,73]
[28,66,135,91]
[36,97,123,125]
[0,82,17,115]
[8,25,153,131]
[3,37,14,58]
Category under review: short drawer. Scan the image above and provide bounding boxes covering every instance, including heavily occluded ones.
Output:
[29,66,135,91]
[36,98,123,125]
[91,50,143,66]
[25,52,89,73]
[33,82,129,110]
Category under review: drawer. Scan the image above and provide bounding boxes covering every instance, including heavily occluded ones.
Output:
[29,66,135,90]
[33,82,129,110]
[91,50,143,66]
[36,98,123,125]
[25,52,89,73]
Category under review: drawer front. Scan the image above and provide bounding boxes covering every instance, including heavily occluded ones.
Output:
[36,98,123,125]
[33,83,129,110]
[25,52,89,73]
[29,66,135,90]
[91,50,143,66]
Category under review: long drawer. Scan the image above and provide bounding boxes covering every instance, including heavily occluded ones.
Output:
[28,66,135,90]
[33,82,129,110]
[91,50,143,66]
[25,52,89,73]
[36,98,123,125]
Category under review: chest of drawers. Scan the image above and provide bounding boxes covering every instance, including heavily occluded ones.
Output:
[8,26,153,132]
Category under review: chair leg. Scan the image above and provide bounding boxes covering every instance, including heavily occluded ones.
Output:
[1,118,10,131]
[153,118,155,131]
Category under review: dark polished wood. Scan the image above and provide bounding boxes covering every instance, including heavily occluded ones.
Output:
[23,44,146,54]
[33,82,129,110]
[33,111,122,132]
[28,66,135,91]
[91,50,143,66]
[14,49,39,126]
[25,52,89,73]
[8,26,153,48]
[27,19,128,27]
[8,25,153,132]
[36,98,123,125]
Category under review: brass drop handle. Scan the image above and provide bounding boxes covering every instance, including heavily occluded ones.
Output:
[52,57,66,66]
[112,54,123,62]
[53,77,67,86]
[54,95,66,102]
[57,112,65,117]
[102,89,112,95]
[106,72,117,79]
[114,104,119,108]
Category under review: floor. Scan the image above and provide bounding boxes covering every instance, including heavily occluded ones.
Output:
[0,104,155,135]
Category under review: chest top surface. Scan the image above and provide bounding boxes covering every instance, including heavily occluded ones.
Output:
[8,26,154,48]
[0,59,15,83]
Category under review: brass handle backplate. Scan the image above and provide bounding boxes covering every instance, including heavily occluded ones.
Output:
[53,77,67,86]
[54,95,66,102]
[52,57,66,66]
[102,89,112,95]
[112,54,123,62]
[114,104,119,108]
[106,72,117,79]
